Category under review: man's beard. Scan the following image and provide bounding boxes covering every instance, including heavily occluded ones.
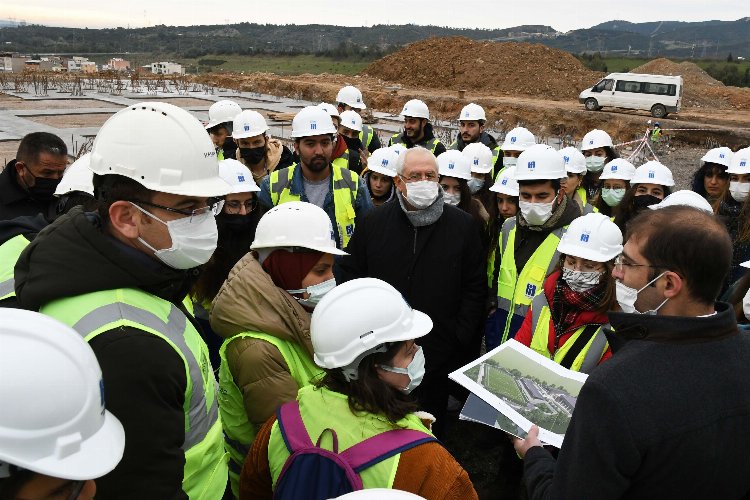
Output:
[306,155,328,172]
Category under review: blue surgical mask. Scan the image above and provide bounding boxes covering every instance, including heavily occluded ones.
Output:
[379,346,425,394]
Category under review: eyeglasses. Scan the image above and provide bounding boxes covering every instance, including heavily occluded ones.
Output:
[224,199,258,214]
[613,254,665,273]
[399,173,438,183]
[130,198,224,221]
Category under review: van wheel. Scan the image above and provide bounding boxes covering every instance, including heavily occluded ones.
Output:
[651,104,667,118]
[584,98,600,111]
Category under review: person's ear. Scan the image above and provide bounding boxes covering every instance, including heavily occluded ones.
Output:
[394,175,407,195]
[662,271,683,299]
[109,201,142,240]
[14,161,26,176]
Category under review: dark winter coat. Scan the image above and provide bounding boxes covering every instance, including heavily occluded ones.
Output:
[0,160,56,222]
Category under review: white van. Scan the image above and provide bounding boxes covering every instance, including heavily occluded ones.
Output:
[578,73,683,118]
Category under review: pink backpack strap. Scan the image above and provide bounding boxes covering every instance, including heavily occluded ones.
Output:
[277,401,314,453]
[340,429,437,472]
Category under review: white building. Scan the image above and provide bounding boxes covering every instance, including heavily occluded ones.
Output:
[148,61,184,75]
[67,56,97,73]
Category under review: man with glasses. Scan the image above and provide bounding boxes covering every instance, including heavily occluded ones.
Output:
[15,102,231,499]
[513,205,750,499]
[336,146,486,437]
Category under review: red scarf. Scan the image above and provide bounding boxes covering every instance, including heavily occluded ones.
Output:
[261,249,323,291]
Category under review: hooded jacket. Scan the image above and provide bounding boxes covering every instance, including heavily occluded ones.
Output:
[240,138,294,184]
[210,253,315,426]
[449,131,499,152]
[389,123,447,156]
[14,207,200,499]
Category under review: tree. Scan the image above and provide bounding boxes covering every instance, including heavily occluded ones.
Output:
[727,52,734,63]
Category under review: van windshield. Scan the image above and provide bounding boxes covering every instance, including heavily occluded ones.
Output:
[593,79,613,92]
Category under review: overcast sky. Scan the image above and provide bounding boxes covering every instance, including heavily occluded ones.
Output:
[4,0,748,32]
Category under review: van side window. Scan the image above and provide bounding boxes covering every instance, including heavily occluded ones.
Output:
[594,79,613,92]
[615,81,643,93]
[603,80,613,91]
[643,83,677,96]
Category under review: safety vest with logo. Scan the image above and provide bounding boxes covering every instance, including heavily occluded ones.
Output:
[218,332,323,497]
[0,234,29,302]
[528,292,609,373]
[359,124,375,150]
[40,288,228,500]
[389,133,441,154]
[268,163,359,249]
[497,219,566,344]
[267,385,433,490]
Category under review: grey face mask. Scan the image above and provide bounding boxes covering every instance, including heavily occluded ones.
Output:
[286,278,336,310]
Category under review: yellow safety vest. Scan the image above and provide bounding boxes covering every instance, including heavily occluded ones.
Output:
[218,332,322,498]
[41,288,228,500]
[389,133,441,154]
[528,292,609,373]
[359,124,375,150]
[0,234,29,302]
[268,163,359,249]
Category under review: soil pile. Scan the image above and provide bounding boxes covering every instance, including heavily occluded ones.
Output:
[363,37,603,100]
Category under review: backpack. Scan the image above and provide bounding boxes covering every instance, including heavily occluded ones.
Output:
[274,401,437,500]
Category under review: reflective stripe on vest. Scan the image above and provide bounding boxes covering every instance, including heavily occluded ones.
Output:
[218,331,323,498]
[0,234,30,301]
[528,292,608,373]
[41,288,228,500]
[389,133,441,154]
[497,219,565,343]
[268,163,359,248]
[267,385,432,490]
[359,125,373,149]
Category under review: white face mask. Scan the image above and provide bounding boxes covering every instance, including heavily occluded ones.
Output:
[562,267,603,293]
[519,199,555,226]
[615,271,669,315]
[131,203,218,270]
[443,192,461,206]
[467,177,485,194]
[601,187,626,207]
[404,180,439,209]
[729,181,750,203]
[286,277,336,310]
[379,346,426,394]
[503,157,518,168]
[585,156,606,173]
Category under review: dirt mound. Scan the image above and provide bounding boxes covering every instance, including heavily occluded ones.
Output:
[632,58,722,87]
[363,37,603,101]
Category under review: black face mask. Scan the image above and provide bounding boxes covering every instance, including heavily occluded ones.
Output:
[343,136,363,152]
[27,175,61,201]
[633,194,662,209]
[239,146,266,164]
[217,213,257,232]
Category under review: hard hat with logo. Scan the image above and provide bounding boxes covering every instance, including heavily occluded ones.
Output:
[311,278,432,380]
[458,103,486,122]
[0,309,125,480]
[599,158,636,181]
[556,212,623,262]
[462,142,494,174]
[489,166,519,197]
[580,129,614,151]
[559,147,586,175]
[218,159,260,194]
[367,147,398,177]
[55,153,94,196]
[336,489,426,500]
[390,144,407,157]
[339,110,363,132]
[514,144,566,181]
[437,150,472,181]
[726,147,750,175]
[648,190,713,214]
[318,102,340,118]
[250,201,347,255]
[399,99,430,120]
[631,161,675,186]
[205,99,242,130]
[700,147,733,168]
[290,106,338,139]
[89,102,231,198]
[232,109,269,139]
[500,127,536,152]
[336,85,366,110]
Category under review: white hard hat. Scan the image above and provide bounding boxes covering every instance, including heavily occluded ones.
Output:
[218,159,260,194]
[336,489,426,500]
[701,147,733,168]
[205,99,242,130]
[400,99,430,120]
[390,144,407,157]
[367,147,398,177]
[250,201,347,255]
[514,144,566,181]
[55,153,94,196]
[339,110,363,132]
[500,127,536,152]
[580,129,614,151]
[437,150,472,181]
[726,147,750,175]
[631,160,675,187]
[311,278,432,375]
[232,109,269,139]
[336,85,366,110]
[599,158,636,181]
[291,106,338,139]
[559,147,586,175]
[557,212,623,262]
[318,102,340,118]
[489,166,519,197]
[0,309,125,480]
[463,142,494,174]
[649,190,714,214]
[89,102,231,198]
[459,103,486,122]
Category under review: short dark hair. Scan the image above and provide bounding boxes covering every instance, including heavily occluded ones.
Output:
[518,178,562,192]
[92,173,154,227]
[626,206,731,305]
[207,122,232,135]
[16,132,67,165]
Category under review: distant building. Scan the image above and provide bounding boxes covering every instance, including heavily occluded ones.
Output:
[554,393,577,413]
[39,56,64,72]
[24,59,41,71]
[106,57,130,72]
[0,53,13,72]
[147,61,184,75]
[68,56,97,73]
[10,56,29,73]
[519,378,545,404]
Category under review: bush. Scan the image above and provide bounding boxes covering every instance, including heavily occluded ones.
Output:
[197,58,227,67]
